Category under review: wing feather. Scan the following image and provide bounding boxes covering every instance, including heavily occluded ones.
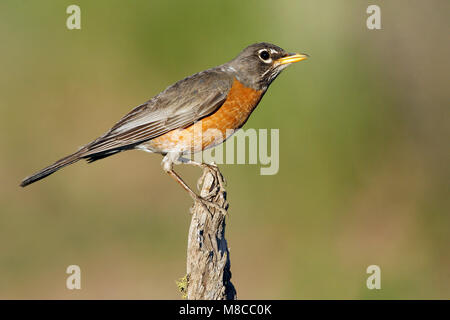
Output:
[82,69,233,157]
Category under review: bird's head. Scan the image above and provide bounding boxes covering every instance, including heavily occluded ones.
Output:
[227,42,308,90]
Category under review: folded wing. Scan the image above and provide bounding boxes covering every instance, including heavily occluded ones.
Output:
[83,69,233,157]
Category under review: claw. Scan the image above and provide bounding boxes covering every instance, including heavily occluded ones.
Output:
[171,158,228,216]
[192,195,227,216]
[202,163,227,188]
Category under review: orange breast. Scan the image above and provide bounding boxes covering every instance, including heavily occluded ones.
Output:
[145,78,263,154]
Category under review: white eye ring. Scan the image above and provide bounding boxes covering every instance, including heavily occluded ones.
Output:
[258,49,272,63]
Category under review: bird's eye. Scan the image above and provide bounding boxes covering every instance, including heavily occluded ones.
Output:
[258,50,271,62]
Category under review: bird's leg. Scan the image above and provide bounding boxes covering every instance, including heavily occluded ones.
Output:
[178,158,226,193]
[162,153,226,215]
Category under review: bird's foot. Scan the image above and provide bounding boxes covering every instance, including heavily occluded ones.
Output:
[196,162,227,193]
[189,193,228,216]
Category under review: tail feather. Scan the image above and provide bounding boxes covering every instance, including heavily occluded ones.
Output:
[20,138,136,187]
[20,151,84,187]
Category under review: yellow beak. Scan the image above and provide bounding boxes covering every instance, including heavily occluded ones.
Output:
[276,53,309,65]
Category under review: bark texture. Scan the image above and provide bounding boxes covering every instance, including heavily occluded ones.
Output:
[185,167,236,300]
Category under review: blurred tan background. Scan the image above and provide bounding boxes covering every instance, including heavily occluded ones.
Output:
[0,0,448,299]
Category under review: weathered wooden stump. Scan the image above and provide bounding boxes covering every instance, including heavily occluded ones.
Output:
[182,166,236,300]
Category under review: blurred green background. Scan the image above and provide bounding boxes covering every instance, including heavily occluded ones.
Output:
[0,0,448,299]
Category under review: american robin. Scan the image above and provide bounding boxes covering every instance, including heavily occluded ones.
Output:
[20,42,308,210]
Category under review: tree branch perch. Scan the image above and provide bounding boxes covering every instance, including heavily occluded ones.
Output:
[184,166,236,300]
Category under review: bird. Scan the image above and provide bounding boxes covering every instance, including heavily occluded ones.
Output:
[20,42,308,210]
